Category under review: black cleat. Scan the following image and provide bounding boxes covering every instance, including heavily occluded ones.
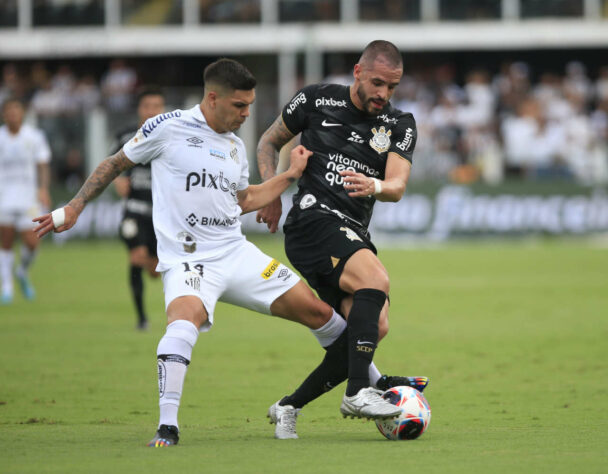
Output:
[147,424,179,447]
[377,375,429,393]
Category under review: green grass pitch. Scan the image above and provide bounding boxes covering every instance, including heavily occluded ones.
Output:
[1,237,607,473]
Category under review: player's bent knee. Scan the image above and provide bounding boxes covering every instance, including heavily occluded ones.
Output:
[270,282,332,329]
[166,295,208,329]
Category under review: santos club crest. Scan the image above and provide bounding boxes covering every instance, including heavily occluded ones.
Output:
[369,126,392,154]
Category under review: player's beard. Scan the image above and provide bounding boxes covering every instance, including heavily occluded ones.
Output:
[356,86,384,116]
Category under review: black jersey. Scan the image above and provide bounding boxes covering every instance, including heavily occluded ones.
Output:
[113,127,153,217]
[281,83,417,229]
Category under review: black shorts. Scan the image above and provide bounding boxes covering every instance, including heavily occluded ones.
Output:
[284,208,376,312]
[119,213,157,256]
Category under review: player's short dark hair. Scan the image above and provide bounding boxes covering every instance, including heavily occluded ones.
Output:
[359,40,403,70]
[136,86,164,106]
[203,58,256,92]
[1,97,24,111]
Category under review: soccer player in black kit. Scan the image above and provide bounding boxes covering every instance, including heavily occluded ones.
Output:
[257,40,428,438]
[113,88,165,330]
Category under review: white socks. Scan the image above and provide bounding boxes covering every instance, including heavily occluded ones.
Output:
[369,362,382,388]
[309,310,347,348]
[156,320,199,429]
[0,249,14,295]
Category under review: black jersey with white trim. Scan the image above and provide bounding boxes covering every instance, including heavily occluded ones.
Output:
[281,83,417,229]
[112,126,152,215]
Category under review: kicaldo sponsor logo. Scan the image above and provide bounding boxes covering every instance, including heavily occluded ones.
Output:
[261,259,280,280]
[315,97,347,108]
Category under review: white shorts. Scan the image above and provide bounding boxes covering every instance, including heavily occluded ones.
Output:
[161,239,300,332]
[0,205,41,232]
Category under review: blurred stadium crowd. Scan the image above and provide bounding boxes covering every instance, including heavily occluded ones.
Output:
[1,56,607,191]
[2,0,607,26]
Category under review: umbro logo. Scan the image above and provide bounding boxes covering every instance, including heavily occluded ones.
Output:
[187,136,204,148]
[322,120,342,127]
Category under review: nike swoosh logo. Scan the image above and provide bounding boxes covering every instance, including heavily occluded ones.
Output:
[322,120,342,127]
[357,340,373,345]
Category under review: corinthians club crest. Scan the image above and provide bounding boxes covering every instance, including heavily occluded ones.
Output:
[369,126,392,153]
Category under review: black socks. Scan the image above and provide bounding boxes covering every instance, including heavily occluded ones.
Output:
[345,288,386,396]
[130,265,146,324]
[279,330,349,409]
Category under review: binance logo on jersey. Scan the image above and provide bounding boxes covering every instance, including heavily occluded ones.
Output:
[315,97,347,108]
[286,92,307,115]
[186,169,237,196]
[261,259,281,280]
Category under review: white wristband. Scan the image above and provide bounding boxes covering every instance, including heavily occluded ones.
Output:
[51,208,66,228]
[372,178,382,195]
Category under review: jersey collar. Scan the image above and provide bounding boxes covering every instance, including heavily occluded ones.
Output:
[190,104,207,124]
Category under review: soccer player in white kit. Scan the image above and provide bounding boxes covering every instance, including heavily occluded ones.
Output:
[35,59,394,445]
[0,98,51,304]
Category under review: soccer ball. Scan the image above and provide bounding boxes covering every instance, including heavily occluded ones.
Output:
[375,386,431,440]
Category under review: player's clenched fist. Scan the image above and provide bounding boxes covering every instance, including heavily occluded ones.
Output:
[32,205,78,238]
[287,145,313,179]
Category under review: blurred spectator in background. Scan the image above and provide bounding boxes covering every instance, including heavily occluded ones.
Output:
[0,64,27,104]
[73,74,101,111]
[101,59,137,113]
[501,97,566,179]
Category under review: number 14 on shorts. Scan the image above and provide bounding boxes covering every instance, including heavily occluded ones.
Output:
[182,262,204,291]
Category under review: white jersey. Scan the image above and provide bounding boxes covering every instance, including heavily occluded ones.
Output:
[123,105,249,272]
[0,124,51,211]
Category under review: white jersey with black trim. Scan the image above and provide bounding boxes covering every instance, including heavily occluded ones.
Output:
[0,124,51,211]
[123,105,249,272]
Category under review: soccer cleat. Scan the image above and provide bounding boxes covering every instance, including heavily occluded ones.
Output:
[16,273,35,301]
[340,387,402,419]
[147,424,179,447]
[267,400,300,439]
[376,375,429,393]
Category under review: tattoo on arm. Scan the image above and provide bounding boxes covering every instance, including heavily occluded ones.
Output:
[69,149,134,214]
[257,116,294,181]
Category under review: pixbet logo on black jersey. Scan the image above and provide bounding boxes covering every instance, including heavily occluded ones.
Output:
[186,169,237,196]
[315,97,347,108]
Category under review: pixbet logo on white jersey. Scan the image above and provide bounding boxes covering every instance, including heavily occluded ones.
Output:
[315,97,347,108]
[185,169,238,196]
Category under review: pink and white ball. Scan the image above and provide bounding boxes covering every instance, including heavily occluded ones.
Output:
[375,386,431,440]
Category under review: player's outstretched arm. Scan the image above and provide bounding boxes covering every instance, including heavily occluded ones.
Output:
[33,149,135,238]
[341,152,412,202]
[255,115,296,232]
[239,145,311,215]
